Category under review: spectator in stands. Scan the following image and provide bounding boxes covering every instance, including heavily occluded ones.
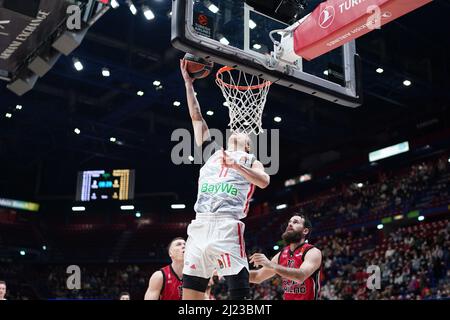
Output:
[0,281,6,300]
[119,292,130,300]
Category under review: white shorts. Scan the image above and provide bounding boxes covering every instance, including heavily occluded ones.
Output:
[183,213,248,279]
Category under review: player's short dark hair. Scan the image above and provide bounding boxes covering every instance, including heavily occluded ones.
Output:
[0,280,6,286]
[167,237,185,253]
[119,292,130,298]
[291,213,313,239]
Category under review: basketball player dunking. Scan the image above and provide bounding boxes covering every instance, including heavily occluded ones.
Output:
[144,237,185,300]
[179,59,270,300]
[249,214,322,300]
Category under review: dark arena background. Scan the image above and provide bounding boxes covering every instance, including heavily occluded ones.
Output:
[0,0,449,303]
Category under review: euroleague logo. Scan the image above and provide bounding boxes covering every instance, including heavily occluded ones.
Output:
[319,6,335,29]
[198,14,208,26]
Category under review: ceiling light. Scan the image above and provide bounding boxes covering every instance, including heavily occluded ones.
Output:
[120,205,135,210]
[102,68,110,77]
[143,6,155,20]
[73,58,83,71]
[219,37,229,45]
[208,4,219,13]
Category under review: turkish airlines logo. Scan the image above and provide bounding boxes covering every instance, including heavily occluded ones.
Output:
[0,20,11,36]
[319,6,335,29]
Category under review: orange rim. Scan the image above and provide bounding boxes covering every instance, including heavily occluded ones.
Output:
[216,66,272,91]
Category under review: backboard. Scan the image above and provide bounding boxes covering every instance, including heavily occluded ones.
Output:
[172,0,362,107]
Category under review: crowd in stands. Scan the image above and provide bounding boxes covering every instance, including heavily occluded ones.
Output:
[293,156,449,229]
[0,155,449,300]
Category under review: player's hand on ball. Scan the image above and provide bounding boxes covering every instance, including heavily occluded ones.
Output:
[249,253,272,269]
[180,59,195,84]
[219,148,238,169]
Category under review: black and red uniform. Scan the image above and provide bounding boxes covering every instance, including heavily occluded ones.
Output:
[159,265,183,300]
[278,242,321,300]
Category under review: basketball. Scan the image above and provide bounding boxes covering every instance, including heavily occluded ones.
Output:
[183,53,214,79]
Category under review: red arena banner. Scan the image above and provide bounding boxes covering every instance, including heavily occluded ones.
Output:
[294,0,433,60]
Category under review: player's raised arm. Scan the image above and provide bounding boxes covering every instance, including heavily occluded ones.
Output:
[144,270,164,300]
[249,252,279,284]
[251,248,321,283]
[180,59,210,147]
[220,150,270,189]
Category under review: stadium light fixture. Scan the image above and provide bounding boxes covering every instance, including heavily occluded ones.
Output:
[208,3,219,13]
[219,37,229,45]
[273,245,280,250]
[143,6,155,20]
[173,101,181,107]
[73,58,83,71]
[377,224,384,230]
[274,116,282,123]
[418,216,425,221]
[171,204,186,209]
[102,68,110,77]
[403,80,412,87]
[16,104,22,110]
[135,212,141,218]
[253,44,262,50]
[376,68,384,74]
[121,205,135,210]
[72,206,86,211]
[5,113,12,118]
[276,204,287,210]
[110,0,119,9]
[74,128,81,135]
[20,250,26,256]
[128,1,137,15]
[206,110,214,116]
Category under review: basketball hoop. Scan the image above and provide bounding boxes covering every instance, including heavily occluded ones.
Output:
[216,66,271,135]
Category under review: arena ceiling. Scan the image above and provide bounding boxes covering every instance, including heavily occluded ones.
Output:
[0,0,449,210]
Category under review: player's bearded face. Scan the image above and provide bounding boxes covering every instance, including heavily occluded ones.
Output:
[282,228,303,244]
[282,217,306,244]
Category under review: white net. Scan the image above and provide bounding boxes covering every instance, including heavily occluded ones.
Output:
[216,67,271,135]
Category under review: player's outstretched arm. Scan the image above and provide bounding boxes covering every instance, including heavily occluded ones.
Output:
[249,252,279,284]
[251,248,321,283]
[220,150,270,189]
[180,59,210,147]
[144,270,164,300]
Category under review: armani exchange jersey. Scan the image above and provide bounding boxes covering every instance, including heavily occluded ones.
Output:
[194,149,256,219]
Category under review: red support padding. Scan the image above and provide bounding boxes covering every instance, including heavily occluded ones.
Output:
[294,0,433,61]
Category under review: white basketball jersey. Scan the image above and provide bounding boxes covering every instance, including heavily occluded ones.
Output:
[194,149,256,219]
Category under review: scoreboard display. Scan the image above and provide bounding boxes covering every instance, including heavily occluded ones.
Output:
[76,169,135,202]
